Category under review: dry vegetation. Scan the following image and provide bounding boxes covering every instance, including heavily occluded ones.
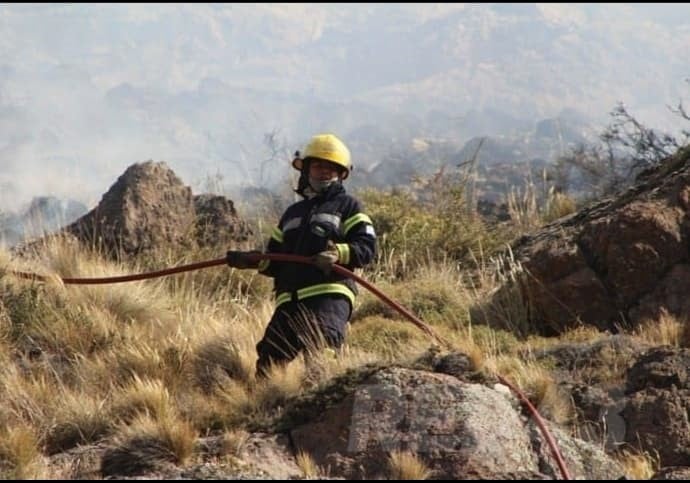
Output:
[0,167,669,479]
[615,448,660,480]
[387,449,433,480]
[295,450,322,479]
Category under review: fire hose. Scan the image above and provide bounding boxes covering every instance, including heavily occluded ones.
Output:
[9,252,571,479]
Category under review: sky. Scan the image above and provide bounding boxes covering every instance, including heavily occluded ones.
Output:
[1,3,689,213]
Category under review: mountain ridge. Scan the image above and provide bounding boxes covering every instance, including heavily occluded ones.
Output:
[1,4,688,209]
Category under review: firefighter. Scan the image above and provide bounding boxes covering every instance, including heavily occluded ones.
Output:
[227,133,377,378]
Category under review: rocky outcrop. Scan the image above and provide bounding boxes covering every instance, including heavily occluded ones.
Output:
[623,347,690,467]
[283,365,624,480]
[65,161,251,257]
[532,338,690,472]
[193,193,251,247]
[496,146,690,334]
[52,349,690,480]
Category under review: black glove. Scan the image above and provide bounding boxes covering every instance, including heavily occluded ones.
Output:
[226,250,261,269]
[311,241,339,274]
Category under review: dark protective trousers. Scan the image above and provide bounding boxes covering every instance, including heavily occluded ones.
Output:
[255,294,351,378]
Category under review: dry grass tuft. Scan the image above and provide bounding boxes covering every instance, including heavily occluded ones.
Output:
[111,375,176,423]
[543,188,577,222]
[0,367,57,436]
[487,354,573,425]
[0,423,46,479]
[101,413,197,477]
[348,315,429,360]
[219,429,250,458]
[45,390,112,455]
[302,344,380,386]
[506,182,541,233]
[295,450,321,479]
[387,449,433,480]
[436,326,487,371]
[197,378,255,429]
[633,308,686,347]
[616,448,659,480]
[463,247,532,336]
[111,337,193,389]
[193,337,254,391]
[353,260,470,330]
[254,360,306,413]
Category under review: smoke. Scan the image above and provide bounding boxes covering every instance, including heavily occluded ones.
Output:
[1,4,689,215]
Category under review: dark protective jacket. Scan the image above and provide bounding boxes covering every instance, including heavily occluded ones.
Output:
[258,182,376,308]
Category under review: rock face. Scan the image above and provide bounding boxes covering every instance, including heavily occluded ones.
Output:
[66,161,251,257]
[193,194,251,247]
[623,347,690,467]
[500,147,690,334]
[532,336,690,472]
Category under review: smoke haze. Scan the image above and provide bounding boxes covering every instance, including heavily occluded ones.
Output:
[1,3,689,211]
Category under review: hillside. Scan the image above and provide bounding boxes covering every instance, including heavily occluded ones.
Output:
[1,154,689,479]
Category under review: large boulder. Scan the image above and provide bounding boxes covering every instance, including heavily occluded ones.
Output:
[65,161,251,257]
[496,146,690,334]
[284,366,623,479]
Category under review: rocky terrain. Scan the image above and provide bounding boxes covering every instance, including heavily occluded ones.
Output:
[40,345,690,479]
[6,156,690,479]
[501,146,690,335]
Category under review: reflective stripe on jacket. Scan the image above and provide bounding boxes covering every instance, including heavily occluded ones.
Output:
[259,182,376,306]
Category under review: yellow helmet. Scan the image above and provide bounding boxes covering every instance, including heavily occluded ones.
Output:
[292,133,352,179]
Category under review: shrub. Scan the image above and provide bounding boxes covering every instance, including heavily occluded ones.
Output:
[357,179,511,278]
